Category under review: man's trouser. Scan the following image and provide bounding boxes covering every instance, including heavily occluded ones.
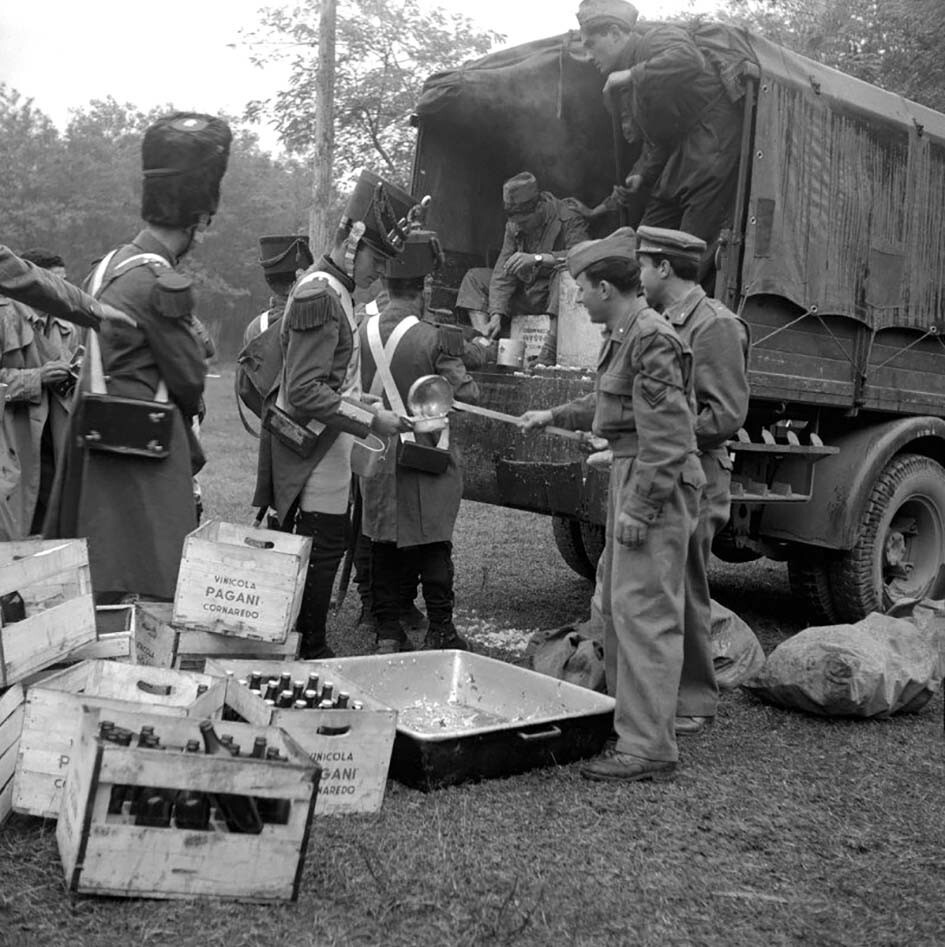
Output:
[599,455,702,762]
[455,267,562,332]
[294,510,349,659]
[677,449,732,717]
[372,540,453,638]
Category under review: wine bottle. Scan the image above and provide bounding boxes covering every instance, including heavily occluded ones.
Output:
[198,720,262,834]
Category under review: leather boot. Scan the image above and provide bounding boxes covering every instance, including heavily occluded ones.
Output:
[295,511,349,659]
[422,621,468,651]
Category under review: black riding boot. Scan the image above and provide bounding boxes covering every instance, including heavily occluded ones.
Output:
[295,510,349,659]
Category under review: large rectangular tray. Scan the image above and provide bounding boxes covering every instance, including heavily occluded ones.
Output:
[317,651,615,790]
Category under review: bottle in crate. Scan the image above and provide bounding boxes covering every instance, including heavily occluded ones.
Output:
[199,720,263,834]
[174,742,211,830]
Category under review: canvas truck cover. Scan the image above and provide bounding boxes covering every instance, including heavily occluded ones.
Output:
[413,24,945,333]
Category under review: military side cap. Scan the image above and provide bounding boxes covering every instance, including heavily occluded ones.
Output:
[141,112,232,228]
[502,172,540,213]
[258,234,314,276]
[151,272,194,319]
[342,170,418,258]
[385,230,443,279]
[635,226,707,265]
[567,231,638,278]
[576,0,639,30]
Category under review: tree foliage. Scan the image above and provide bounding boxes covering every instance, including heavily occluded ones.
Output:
[716,0,945,110]
[244,0,502,189]
[0,86,311,357]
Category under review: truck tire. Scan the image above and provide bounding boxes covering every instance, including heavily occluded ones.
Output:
[828,453,945,620]
[787,555,839,624]
[551,515,594,580]
[579,522,606,573]
[712,535,762,563]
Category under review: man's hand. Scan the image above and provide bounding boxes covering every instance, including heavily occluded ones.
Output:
[519,409,555,432]
[602,68,635,96]
[40,361,72,387]
[371,408,410,437]
[616,511,649,547]
[504,252,537,279]
[98,304,138,328]
[586,449,613,471]
[486,312,504,340]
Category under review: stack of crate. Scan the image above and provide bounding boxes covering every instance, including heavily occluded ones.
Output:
[136,521,310,671]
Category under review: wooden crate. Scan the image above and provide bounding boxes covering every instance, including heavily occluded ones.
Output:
[0,684,25,824]
[207,659,397,816]
[13,660,226,819]
[58,605,137,665]
[0,539,97,686]
[136,602,299,671]
[57,706,319,901]
[173,521,311,643]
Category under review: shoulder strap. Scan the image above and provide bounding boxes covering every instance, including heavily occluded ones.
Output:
[366,315,420,399]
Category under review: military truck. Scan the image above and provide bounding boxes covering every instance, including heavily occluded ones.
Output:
[410,24,945,622]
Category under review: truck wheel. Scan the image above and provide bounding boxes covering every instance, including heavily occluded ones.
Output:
[579,522,606,573]
[712,535,762,563]
[551,515,594,580]
[787,555,839,624]
[829,453,945,620]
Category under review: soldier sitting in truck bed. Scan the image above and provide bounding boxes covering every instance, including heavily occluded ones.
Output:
[455,171,589,359]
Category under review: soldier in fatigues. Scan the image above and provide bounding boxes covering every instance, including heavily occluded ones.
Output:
[253,171,413,659]
[360,230,480,653]
[45,112,231,600]
[521,231,703,782]
[636,226,750,735]
[577,0,743,277]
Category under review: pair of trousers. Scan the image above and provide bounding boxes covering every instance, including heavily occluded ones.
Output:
[295,509,348,657]
[599,456,701,762]
[371,541,453,633]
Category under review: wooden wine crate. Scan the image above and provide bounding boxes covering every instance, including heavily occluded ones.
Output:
[136,602,299,671]
[173,521,312,643]
[0,539,97,686]
[57,706,320,901]
[0,684,25,825]
[13,660,226,819]
[58,604,137,665]
[207,659,397,816]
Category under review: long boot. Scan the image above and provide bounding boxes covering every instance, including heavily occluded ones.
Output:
[295,511,349,659]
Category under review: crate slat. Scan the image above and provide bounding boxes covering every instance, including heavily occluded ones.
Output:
[0,684,25,824]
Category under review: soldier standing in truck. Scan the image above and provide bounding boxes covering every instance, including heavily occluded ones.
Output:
[577,0,743,278]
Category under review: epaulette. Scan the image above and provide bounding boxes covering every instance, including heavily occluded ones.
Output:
[286,278,336,330]
[151,271,193,319]
[434,322,465,358]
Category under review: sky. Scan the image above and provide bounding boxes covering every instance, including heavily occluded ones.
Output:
[0,0,718,152]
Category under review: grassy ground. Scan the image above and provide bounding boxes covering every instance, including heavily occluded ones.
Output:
[1,370,943,947]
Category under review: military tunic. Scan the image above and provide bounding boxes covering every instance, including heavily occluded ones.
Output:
[550,295,704,762]
[44,230,207,600]
[664,286,750,718]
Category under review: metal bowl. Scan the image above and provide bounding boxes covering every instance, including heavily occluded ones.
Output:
[407,374,453,418]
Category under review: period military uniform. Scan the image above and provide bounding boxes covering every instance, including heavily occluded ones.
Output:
[45,111,232,599]
[545,231,703,772]
[253,170,418,659]
[577,0,744,264]
[242,234,313,347]
[637,227,750,727]
[359,230,480,653]
[456,172,589,335]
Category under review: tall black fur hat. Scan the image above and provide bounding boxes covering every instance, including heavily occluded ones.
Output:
[141,112,232,228]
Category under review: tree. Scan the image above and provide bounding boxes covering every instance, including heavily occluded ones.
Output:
[716,0,945,111]
[243,0,503,189]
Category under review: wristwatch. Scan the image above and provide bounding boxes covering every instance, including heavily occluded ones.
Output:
[533,253,544,266]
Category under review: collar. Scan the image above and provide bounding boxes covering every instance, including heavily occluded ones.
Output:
[133,229,177,264]
[380,297,422,324]
[616,34,640,71]
[318,255,355,293]
[663,285,706,327]
[602,294,648,341]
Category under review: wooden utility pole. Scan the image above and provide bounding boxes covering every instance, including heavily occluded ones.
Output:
[309,0,337,253]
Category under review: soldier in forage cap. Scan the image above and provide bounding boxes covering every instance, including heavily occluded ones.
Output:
[455,171,589,359]
[44,112,232,600]
[520,230,704,783]
[252,169,416,660]
[577,0,745,279]
[242,234,314,348]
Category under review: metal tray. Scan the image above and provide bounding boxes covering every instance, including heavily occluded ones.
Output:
[317,651,615,789]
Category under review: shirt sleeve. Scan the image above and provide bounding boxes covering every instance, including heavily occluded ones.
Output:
[693,315,750,450]
[551,391,597,431]
[487,225,519,316]
[624,329,696,522]
[0,246,102,329]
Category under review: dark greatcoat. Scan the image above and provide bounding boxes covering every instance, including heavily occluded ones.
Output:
[43,230,206,600]
[359,297,479,547]
[252,257,359,525]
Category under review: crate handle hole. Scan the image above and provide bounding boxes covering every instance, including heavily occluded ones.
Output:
[516,725,562,742]
[137,680,173,696]
[243,538,275,549]
[315,725,351,737]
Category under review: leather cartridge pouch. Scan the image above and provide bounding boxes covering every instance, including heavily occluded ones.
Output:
[396,438,451,475]
[262,403,325,458]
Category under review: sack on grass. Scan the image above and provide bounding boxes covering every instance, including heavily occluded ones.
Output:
[711,600,765,689]
[527,625,606,692]
[742,612,945,717]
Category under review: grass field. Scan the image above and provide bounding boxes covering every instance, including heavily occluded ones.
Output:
[1,370,943,947]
